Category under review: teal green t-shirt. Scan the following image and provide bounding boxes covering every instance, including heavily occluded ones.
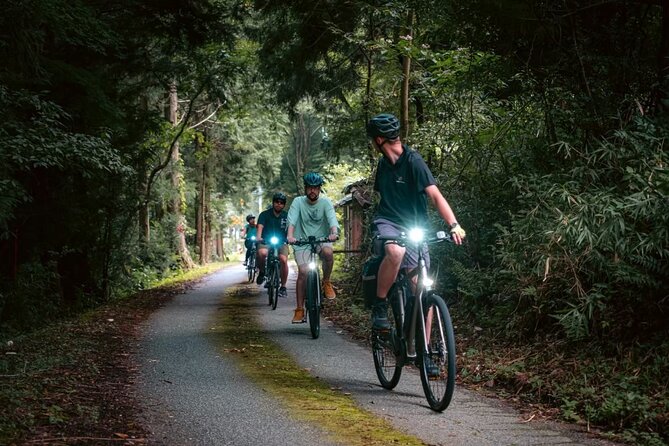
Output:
[287,196,339,251]
[244,224,257,240]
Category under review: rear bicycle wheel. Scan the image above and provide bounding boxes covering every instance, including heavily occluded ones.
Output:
[306,271,320,339]
[372,294,403,389]
[269,264,279,310]
[418,293,456,412]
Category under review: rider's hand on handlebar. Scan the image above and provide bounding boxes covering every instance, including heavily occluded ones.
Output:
[287,236,297,244]
[450,223,466,245]
[327,233,338,242]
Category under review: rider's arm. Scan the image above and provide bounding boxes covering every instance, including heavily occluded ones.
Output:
[324,199,339,241]
[256,224,264,242]
[286,224,296,243]
[425,185,464,245]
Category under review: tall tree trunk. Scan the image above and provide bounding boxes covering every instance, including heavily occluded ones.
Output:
[138,93,151,245]
[167,82,195,269]
[400,9,414,140]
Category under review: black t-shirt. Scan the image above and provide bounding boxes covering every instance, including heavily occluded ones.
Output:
[373,145,436,228]
[257,209,288,242]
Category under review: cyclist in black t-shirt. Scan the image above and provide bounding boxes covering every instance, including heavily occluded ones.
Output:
[256,192,290,298]
[366,113,466,330]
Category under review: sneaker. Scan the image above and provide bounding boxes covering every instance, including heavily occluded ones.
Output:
[423,356,441,378]
[278,287,287,298]
[322,280,336,300]
[292,308,305,324]
[256,274,265,285]
[371,300,390,330]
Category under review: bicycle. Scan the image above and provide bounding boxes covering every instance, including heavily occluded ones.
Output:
[289,236,332,339]
[370,228,456,412]
[245,236,257,283]
[264,236,283,310]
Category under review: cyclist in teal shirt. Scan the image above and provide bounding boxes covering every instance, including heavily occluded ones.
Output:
[286,172,339,324]
[241,214,257,266]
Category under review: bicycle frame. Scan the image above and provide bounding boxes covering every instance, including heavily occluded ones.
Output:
[290,236,331,338]
[371,228,456,411]
[264,236,284,309]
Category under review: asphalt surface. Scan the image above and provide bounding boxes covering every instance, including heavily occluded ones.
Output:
[137,264,621,446]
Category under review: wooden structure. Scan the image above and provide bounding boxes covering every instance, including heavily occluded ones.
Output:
[336,179,373,256]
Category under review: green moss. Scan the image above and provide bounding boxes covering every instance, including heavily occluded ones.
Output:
[211,285,425,446]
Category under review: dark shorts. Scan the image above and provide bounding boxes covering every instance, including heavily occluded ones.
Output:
[373,219,430,271]
[258,243,290,257]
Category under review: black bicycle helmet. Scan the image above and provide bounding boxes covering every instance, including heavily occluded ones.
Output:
[246,214,255,222]
[272,192,287,203]
[366,113,400,140]
[303,172,325,187]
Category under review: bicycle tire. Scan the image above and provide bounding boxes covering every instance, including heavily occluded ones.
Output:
[418,293,456,412]
[371,293,403,389]
[247,256,256,283]
[269,263,279,310]
[306,270,320,339]
[267,273,275,307]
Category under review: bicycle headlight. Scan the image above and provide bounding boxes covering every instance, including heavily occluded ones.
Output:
[270,236,279,245]
[423,277,434,287]
[251,236,256,241]
[308,261,316,270]
[408,227,425,243]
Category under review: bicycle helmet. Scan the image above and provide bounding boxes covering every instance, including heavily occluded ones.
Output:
[303,172,325,187]
[272,192,287,203]
[246,214,255,222]
[366,113,400,140]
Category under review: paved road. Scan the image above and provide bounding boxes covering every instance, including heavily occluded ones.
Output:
[137,264,619,445]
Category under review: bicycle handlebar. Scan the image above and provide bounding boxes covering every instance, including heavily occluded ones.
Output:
[374,230,452,246]
[289,236,335,246]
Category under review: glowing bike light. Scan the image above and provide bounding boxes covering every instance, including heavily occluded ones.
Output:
[308,261,317,270]
[423,277,434,287]
[270,236,279,245]
[408,227,425,243]
[251,236,256,241]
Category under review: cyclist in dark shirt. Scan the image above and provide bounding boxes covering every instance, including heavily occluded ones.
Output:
[366,113,466,330]
[256,192,290,298]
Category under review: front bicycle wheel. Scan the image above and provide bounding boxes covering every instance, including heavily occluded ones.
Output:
[306,271,320,339]
[418,293,456,412]
[372,295,403,389]
[247,256,256,283]
[269,265,279,310]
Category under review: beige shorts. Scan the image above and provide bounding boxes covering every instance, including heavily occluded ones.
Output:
[293,243,333,266]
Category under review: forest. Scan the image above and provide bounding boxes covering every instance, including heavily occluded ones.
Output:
[1,0,667,444]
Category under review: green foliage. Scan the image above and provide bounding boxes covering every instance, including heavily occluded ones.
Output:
[494,118,669,340]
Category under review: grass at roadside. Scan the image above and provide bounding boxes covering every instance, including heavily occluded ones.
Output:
[0,262,227,445]
[210,284,425,446]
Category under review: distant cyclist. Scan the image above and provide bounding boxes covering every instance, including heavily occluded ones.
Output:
[366,113,466,330]
[256,192,290,298]
[241,214,257,267]
[286,172,339,323]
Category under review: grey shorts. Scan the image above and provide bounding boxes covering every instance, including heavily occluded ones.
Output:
[293,243,333,266]
[373,219,430,271]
